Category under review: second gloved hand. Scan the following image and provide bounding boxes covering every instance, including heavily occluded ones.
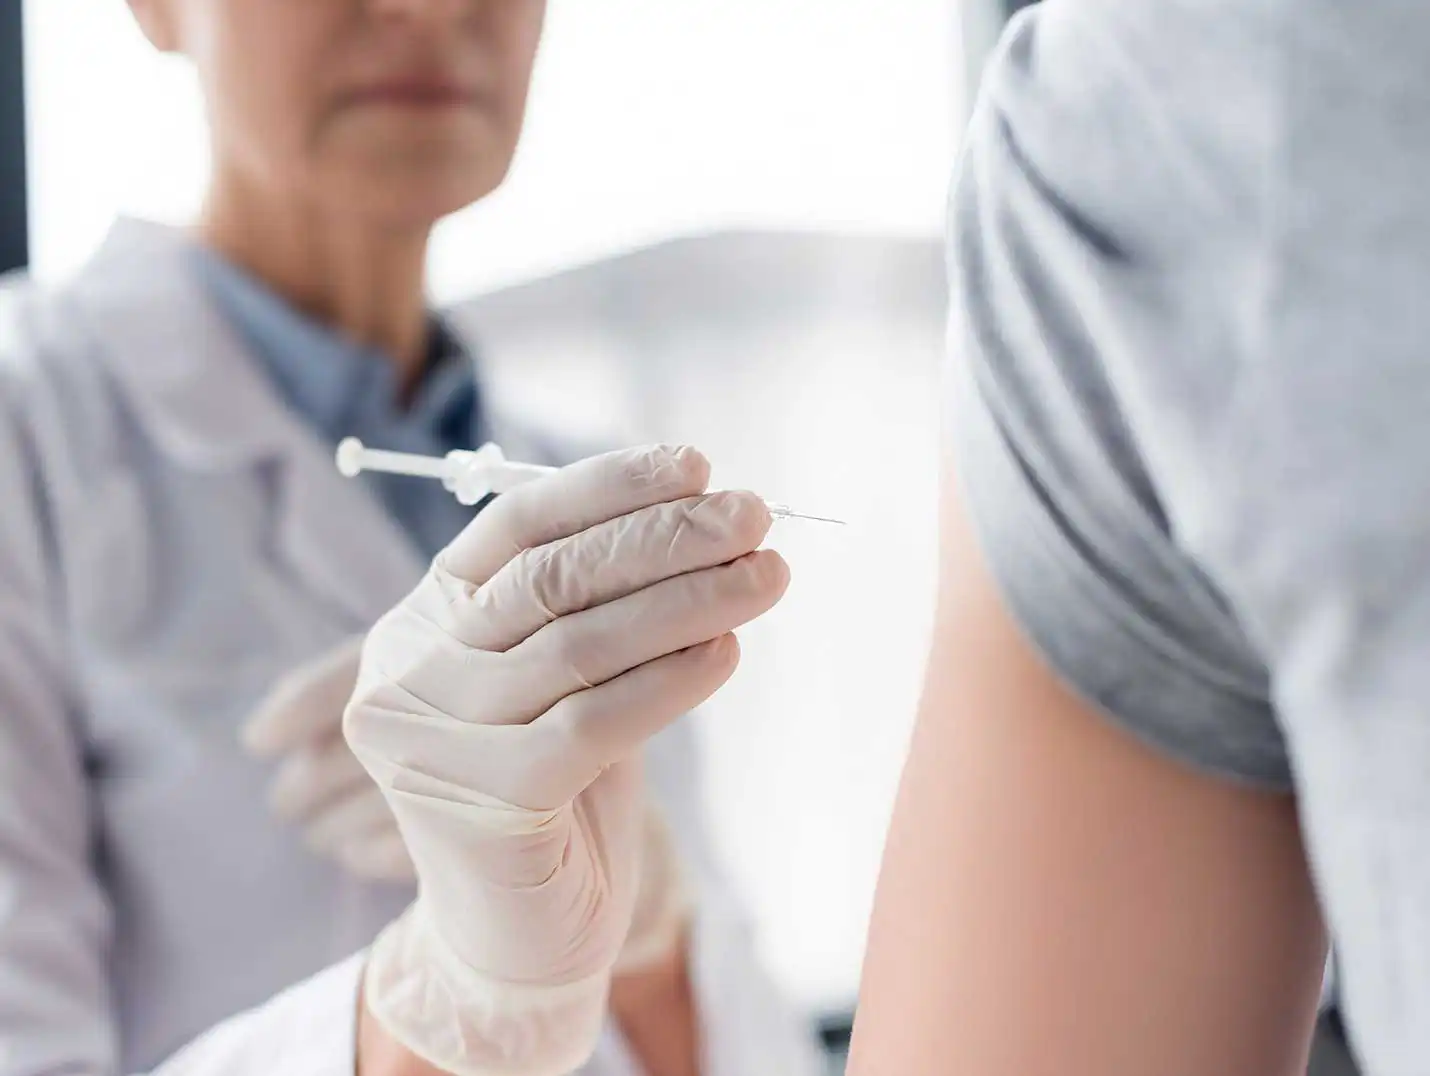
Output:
[241,638,415,883]
[345,444,788,1076]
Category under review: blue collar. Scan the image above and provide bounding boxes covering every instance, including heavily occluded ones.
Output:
[191,247,483,452]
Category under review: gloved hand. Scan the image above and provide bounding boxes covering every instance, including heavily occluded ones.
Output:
[240,638,415,883]
[345,444,788,1076]
[240,640,693,965]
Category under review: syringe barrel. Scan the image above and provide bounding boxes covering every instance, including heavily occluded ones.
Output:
[486,460,556,493]
[448,446,556,505]
[441,444,505,494]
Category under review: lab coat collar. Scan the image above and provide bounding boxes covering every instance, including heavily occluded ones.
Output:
[64,218,427,625]
[63,217,309,472]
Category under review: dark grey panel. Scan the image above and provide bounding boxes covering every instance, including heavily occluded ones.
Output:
[0,0,26,272]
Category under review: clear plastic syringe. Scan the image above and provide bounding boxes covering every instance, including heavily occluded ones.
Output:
[336,438,845,525]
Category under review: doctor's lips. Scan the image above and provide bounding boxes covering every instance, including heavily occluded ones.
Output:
[340,77,485,110]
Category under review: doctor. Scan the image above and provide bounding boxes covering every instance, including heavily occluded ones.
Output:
[0,0,824,1073]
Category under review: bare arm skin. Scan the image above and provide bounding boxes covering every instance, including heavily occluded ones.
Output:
[846,477,1328,1076]
[608,936,702,1076]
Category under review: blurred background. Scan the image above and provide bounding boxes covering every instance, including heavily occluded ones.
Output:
[0,1,1039,1070]
[21,0,961,293]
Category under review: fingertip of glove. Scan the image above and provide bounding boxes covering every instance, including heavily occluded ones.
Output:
[713,633,742,678]
[701,490,773,548]
[636,444,710,496]
[685,632,741,681]
[671,444,711,488]
[736,547,792,602]
[762,547,792,588]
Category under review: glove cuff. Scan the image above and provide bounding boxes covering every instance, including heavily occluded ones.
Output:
[364,901,612,1076]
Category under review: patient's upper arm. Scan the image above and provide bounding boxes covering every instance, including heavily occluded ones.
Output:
[846,482,1326,1076]
[852,7,1338,1063]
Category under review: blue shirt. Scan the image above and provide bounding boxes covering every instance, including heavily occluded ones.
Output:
[192,249,484,560]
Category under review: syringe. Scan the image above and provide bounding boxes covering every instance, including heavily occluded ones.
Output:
[336,438,845,525]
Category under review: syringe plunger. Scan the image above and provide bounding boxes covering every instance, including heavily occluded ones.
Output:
[337,437,536,505]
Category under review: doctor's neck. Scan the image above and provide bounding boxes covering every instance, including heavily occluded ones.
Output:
[198,174,431,394]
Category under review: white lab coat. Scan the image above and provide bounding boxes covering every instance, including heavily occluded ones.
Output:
[0,220,826,1076]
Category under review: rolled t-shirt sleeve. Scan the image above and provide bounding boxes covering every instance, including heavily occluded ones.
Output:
[946,7,1288,790]
[950,0,1430,1065]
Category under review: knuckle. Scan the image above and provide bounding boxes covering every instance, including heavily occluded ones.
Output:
[544,694,610,757]
[658,499,705,559]
[547,626,599,690]
[512,544,562,619]
[526,700,600,796]
[430,554,479,601]
[542,693,591,746]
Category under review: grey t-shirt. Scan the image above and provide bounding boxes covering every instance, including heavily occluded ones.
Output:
[950,2,1430,1072]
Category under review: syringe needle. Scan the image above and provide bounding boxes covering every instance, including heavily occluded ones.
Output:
[766,503,847,526]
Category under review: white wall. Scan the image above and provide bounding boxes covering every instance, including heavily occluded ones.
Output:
[25,0,963,1012]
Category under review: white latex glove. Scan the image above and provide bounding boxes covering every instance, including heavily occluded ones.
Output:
[241,639,415,882]
[345,444,788,1076]
[240,641,692,958]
